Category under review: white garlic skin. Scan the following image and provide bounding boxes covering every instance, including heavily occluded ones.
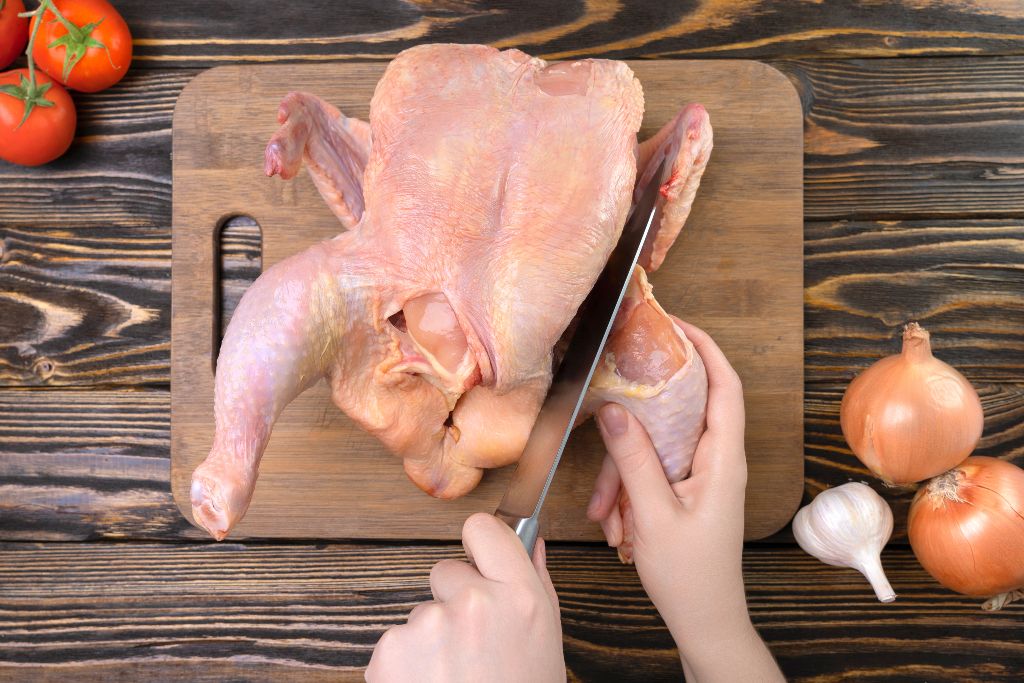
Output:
[793,482,897,603]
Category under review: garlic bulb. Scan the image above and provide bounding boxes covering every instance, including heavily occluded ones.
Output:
[793,482,896,603]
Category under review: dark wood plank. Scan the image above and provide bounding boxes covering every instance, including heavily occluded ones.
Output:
[0,226,170,387]
[0,6,1019,680]
[0,70,192,229]
[781,59,1024,220]
[805,219,1024,384]
[3,381,1022,543]
[0,220,257,387]
[3,62,1022,389]
[6,216,1020,386]
[0,390,192,540]
[218,217,262,335]
[0,542,1021,682]
[109,1,1024,65]
[4,57,1024,230]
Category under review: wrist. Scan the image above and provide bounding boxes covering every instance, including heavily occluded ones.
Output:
[658,576,751,651]
[677,617,759,674]
[671,609,756,667]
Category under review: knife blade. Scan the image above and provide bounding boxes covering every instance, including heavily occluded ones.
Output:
[494,156,668,554]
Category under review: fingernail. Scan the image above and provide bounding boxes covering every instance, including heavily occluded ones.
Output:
[586,489,602,516]
[537,537,546,563]
[598,403,629,436]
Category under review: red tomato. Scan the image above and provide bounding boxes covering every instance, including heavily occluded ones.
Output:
[30,0,132,92]
[0,68,76,166]
[0,0,29,70]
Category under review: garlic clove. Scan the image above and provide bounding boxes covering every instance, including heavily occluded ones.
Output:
[855,552,897,603]
[793,482,897,603]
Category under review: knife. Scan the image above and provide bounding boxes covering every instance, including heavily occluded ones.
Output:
[494,156,668,555]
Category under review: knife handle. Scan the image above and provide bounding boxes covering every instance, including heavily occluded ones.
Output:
[495,511,539,557]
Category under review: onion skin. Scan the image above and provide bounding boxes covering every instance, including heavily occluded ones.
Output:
[908,456,1024,598]
[840,323,983,485]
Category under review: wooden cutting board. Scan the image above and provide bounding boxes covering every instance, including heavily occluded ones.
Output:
[171,60,803,541]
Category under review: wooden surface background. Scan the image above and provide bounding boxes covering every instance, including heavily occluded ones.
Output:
[1,1,1023,681]
[169,60,804,542]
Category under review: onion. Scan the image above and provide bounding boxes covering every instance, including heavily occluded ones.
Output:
[909,456,1024,608]
[840,323,983,485]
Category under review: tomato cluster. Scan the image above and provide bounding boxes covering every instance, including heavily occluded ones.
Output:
[0,0,132,166]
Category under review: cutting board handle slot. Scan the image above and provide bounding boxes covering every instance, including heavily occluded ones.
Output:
[213,213,264,371]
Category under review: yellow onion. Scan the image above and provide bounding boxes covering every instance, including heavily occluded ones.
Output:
[840,323,983,485]
[909,457,1024,609]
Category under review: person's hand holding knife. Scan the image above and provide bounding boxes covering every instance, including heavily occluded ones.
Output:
[367,160,781,682]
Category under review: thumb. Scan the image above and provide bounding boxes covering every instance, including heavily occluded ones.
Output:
[532,538,559,609]
[461,513,535,584]
[596,403,678,524]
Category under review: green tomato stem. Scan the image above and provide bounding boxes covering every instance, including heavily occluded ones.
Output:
[23,0,110,85]
[24,1,47,88]
[6,1,58,127]
[17,1,81,91]
[41,0,81,36]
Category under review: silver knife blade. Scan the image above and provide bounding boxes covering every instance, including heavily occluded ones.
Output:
[494,156,668,552]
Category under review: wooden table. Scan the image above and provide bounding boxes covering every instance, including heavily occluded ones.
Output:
[1,2,1022,681]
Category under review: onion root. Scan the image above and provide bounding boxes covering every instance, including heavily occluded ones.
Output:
[983,590,1024,611]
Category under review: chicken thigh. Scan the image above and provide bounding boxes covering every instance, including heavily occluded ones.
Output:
[189,44,713,544]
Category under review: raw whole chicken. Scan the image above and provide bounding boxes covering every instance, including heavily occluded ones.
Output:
[189,44,713,559]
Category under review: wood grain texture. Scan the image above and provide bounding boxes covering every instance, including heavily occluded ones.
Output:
[4,56,1024,231]
[0,226,170,387]
[782,59,1024,221]
[0,70,191,229]
[0,542,1021,682]
[0,5,1020,680]
[805,219,1024,384]
[218,217,263,335]
[0,390,192,541]
[0,219,260,388]
[169,60,803,541]
[3,380,1022,543]
[18,215,1024,387]
[104,0,1024,65]
[4,59,1023,388]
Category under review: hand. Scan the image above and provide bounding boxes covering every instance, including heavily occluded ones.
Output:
[366,513,565,682]
[588,320,782,682]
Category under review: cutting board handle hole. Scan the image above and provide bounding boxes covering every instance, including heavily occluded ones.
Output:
[214,214,263,370]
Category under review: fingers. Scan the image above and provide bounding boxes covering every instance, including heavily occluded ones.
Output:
[366,601,443,681]
[672,318,745,441]
[587,453,621,521]
[406,600,443,626]
[596,403,678,523]
[532,538,560,609]
[591,454,625,547]
[600,503,623,548]
[671,317,748,488]
[366,622,413,682]
[430,559,481,603]
[461,512,536,584]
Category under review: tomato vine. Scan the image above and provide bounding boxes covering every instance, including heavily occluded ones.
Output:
[0,0,111,127]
